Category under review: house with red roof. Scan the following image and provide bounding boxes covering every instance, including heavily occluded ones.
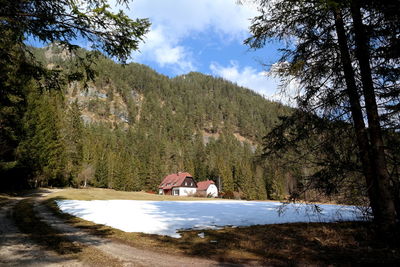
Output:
[197,180,218,197]
[158,172,197,196]
[159,172,219,197]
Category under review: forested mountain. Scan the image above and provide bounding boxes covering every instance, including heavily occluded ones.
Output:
[8,45,293,199]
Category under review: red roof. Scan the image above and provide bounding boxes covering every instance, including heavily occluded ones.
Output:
[197,180,215,191]
[159,172,193,190]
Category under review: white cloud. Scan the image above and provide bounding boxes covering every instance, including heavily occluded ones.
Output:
[155,46,183,66]
[111,0,258,74]
[139,26,195,73]
[209,61,298,105]
[132,0,257,39]
[209,60,277,96]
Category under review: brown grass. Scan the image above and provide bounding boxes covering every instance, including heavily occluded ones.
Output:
[47,187,219,201]
[0,192,16,202]
[13,198,122,266]
[43,188,400,265]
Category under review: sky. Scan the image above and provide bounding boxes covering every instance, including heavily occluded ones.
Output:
[110,0,286,102]
[25,0,288,102]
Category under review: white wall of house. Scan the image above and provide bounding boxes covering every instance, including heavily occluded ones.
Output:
[206,184,218,197]
[173,187,196,196]
[158,189,164,195]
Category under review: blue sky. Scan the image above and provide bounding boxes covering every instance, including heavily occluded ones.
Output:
[27,0,288,101]
[113,0,287,101]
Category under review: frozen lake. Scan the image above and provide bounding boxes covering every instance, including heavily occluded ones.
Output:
[56,200,364,238]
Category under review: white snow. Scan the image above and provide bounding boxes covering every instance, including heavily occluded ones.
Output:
[56,200,364,238]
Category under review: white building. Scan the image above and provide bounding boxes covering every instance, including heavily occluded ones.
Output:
[196,180,218,197]
[158,172,197,196]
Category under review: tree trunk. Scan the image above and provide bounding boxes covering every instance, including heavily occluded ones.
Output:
[332,8,381,222]
[350,0,397,228]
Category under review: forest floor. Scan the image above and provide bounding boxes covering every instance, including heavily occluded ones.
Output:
[1,188,400,266]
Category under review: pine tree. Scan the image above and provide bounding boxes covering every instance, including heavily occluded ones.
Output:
[18,91,66,186]
[64,100,84,185]
[0,0,150,189]
[95,153,108,188]
[246,0,400,227]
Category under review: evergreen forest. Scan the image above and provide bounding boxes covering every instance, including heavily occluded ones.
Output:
[2,45,295,200]
[1,0,399,228]
[2,2,400,262]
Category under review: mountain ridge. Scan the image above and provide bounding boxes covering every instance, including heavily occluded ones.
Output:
[23,45,292,199]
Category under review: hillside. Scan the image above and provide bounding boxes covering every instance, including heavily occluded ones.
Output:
[34,45,289,141]
[18,45,292,199]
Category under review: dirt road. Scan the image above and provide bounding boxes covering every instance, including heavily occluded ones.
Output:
[0,197,82,266]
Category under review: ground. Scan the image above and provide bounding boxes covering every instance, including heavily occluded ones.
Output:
[0,192,83,266]
[1,188,400,266]
[1,189,220,266]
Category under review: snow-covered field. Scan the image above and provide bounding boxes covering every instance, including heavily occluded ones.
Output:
[56,200,364,238]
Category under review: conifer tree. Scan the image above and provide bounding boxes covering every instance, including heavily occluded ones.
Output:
[95,153,108,188]
[64,100,84,184]
[0,0,150,189]
[246,0,400,228]
[19,91,66,186]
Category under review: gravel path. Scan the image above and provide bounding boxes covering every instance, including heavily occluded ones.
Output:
[0,198,83,267]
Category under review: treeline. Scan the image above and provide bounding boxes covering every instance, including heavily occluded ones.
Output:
[1,45,296,200]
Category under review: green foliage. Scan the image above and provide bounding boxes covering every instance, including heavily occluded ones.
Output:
[0,0,150,63]
[246,0,400,224]
[17,45,294,199]
[18,90,67,186]
[95,153,109,188]
[0,0,149,191]
[0,0,294,199]
[64,100,84,185]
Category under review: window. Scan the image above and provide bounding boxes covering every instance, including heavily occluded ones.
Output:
[185,182,188,186]
[173,189,179,196]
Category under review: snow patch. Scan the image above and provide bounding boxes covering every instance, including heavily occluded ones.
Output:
[56,200,364,238]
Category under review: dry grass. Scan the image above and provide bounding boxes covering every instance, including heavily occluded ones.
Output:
[47,187,218,201]
[13,198,122,267]
[44,188,400,265]
[0,194,10,200]
[0,192,16,202]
